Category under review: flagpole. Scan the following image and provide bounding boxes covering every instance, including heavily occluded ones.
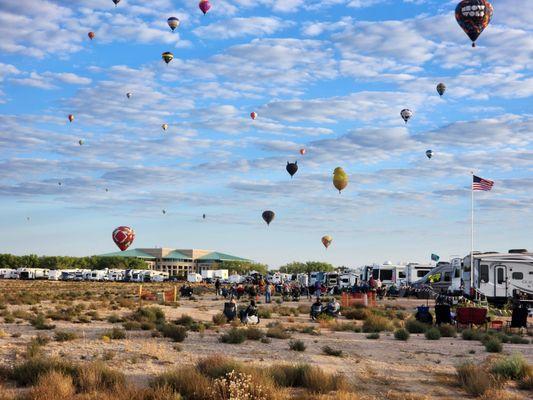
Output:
[470,171,474,300]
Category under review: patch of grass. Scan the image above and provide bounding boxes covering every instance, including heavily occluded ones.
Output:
[245,327,264,341]
[438,324,457,338]
[30,314,55,330]
[269,363,348,393]
[366,332,380,339]
[54,331,78,342]
[456,362,500,396]
[491,354,530,381]
[107,313,123,323]
[518,371,533,390]
[266,323,291,339]
[343,308,369,320]
[425,327,441,340]
[289,339,306,352]
[322,346,343,357]
[405,319,429,334]
[485,338,503,353]
[220,327,247,344]
[394,328,410,341]
[196,355,243,379]
[362,314,392,333]
[258,308,272,319]
[160,324,188,343]
[462,328,484,341]
[123,321,142,330]
[103,328,126,340]
[26,371,75,399]
[509,335,529,345]
[212,313,227,326]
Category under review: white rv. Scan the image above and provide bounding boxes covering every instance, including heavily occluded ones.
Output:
[228,274,244,284]
[339,272,358,289]
[74,269,91,281]
[213,269,229,280]
[370,262,406,286]
[325,272,339,287]
[60,270,78,280]
[405,263,433,285]
[108,269,125,282]
[448,258,466,295]
[187,273,203,283]
[465,250,533,303]
[0,269,17,279]
[88,269,109,281]
[18,268,49,280]
[296,273,309,287]
[48,270,63,281]
[130,270,147,283]
[309,272,325,286]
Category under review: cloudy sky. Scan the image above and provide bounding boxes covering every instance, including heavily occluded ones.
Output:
[0,0,531,268]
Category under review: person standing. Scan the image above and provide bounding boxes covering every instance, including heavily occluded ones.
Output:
[265,281,272,304]
[215,278,221,296]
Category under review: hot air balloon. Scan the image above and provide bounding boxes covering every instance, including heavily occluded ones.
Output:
[203,214,206,219]
[78,139,84,146]
[199,0,211,15]
[88,32,95,40]
[68,114,74,123]
[112,0,120,6]
[300,148,306,155]
[105,188,109,192]
[322,235,332,250]
[455,0,493,47]
[262,210,275,226]
[286,161,298,178]
[112,226,135,251]
[426,150,434,159]
[162,52,174,64]
[167,17,180,31]
[400,109,413,123]
[162,209,167,214]
[250,112,257,120]
[333,167,348,193]
[162,123,168,131]
[126,92,133,99]
[437,83,446,96]
[58,182,62,186]
[26,217,30,221]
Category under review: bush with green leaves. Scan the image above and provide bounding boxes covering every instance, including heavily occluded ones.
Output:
[103,328,126,340]
[491,354,530,380]
[54,331,78,342]
[160,324,188,343]
[342,308,369,320]
[30,314,55,330]
[322,346,342,357]
[509,335,529,345]
[394,328,410,341]
[245,327,264,341]
[362,314,392,333]
[289,339,306,352]
[366,333,380,340]
[462,328,484,341]
[425,327,441,340]
[212,313,227,326]
[438,324,457,337]
[219,327,247,344]
[405,319,428,334]
[484,337,503,353]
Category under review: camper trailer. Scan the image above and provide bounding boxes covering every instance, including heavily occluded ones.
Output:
[108,269,125,282]
[130,270,147,283]
[448,258,466,295]
[339,273,358,289]
[74,269,91,281]
[88,270,109,281]
[309,272,325,286]
[414,262,453,294]
[187,273,203,283]
[18,268,49,280]
[60,270,78,281]
[48,270,62,281]
[0,269,17,279]
[370,262,406,286]
[325,272,339,288]
[464,250,533,303]
[405,263,433,285]
[296,273,309,287]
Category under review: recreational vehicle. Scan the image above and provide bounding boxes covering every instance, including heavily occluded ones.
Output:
[325,272,339,287]
[108,269,125,282]
[448,258,466,296]
[339,272,358,289]
[370,262,406,286]
[130,270,147,283]
[18,268,49,280]
[60,270,78,281]
[414,262,453,294]
[309,272,325,286]
[405,263,433,285]
[187,273,203,283]
[74,269,91,281]
[48,270,63,281]
[0,269,17,279]
[296,273,309,287]
[465,250,533,303]
[88,269,109,281]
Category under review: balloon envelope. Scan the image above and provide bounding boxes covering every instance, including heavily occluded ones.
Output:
[333,167,348,193]
[199,0,211,14]
[126,92,133,98]
[112,0,120,6]
[455,0,493,47]
[322,235,332,249]
[112,226,135,251]
[162,52,174,64]
[88,32,95,40]
[286,161,298,178]
[400,109,413,123]
[426,150,434,159]
[68,114,74,122]
[437,83,446,96]
[262,210,275,226]
[79,140,83,146]
[167,17,180,31]
[299,148,306,155]
[250,112,257,120]
[162,124,168,131]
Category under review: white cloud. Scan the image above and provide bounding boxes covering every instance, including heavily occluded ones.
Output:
[193,17,292,39]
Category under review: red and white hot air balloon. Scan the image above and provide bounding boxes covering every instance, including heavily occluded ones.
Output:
[299,148,306,155]
[112,226,135,251]
[250,112,257,120]
[68,114,74,123]
[88,32,95,40]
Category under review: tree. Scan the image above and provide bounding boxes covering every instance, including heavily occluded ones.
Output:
[221,260,268,275]
[278,261,335,274]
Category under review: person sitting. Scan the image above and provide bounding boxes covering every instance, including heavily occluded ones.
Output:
[326,298,340,317]
[291,285,301,301]
[223,298,237,322]
[415,305,433,324]
[310,298,323,320]
[240,300,259,324]
[221,286,228,299]
[282,284,290,301]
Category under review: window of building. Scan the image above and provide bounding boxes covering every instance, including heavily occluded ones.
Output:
[512,272,523,280]
[479,264,489,283]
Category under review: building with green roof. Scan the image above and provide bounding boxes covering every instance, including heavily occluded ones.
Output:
[98,248,250,277]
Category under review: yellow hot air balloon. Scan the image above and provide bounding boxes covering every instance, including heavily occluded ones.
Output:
[333,167,348,193]
[322,235,332,249]
[162,123,168,131]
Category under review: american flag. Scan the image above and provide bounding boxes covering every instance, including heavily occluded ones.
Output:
[472,175,494,191]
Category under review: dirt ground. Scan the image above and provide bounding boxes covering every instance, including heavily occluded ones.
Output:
[0,281,531,399]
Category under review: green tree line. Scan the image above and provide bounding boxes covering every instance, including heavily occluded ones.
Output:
[0,254,148,270]
[277,261,335,274]
[219,260,269,275]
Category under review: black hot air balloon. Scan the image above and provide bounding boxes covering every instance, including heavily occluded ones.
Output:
[455,0,493,47]
[203,214,206,219]
[437,83,446,96]
[262,210,275,226]
[286,161,298,178]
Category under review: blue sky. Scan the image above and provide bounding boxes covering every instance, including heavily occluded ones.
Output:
[0,0,531,268]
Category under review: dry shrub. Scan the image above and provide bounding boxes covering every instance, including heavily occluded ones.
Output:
[298,392,364,400]
[491,354,530,381]
[269,364,348,394]
[76,361,125,393]
[196,355,243,379]
[477,389,525,400]
[362,314,392,333]
[211,371,269,400]
[10,357,78,386]
[151,368,211,400]
[384,391,432,400]
[342,308,369,320]
[25,371,75,400]
[456,362,501,396]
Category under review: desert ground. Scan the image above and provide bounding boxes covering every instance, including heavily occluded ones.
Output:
[0,281,531,400]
